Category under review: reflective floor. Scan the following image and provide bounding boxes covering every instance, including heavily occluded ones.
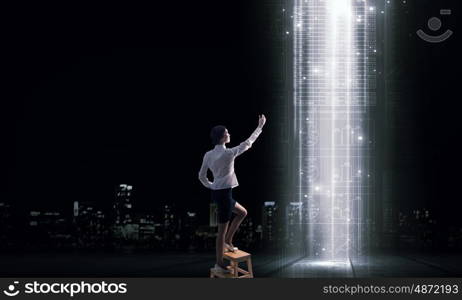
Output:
[0,250,461,277]
[274,254,459,277]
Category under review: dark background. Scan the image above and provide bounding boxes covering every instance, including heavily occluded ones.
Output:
[2,0,461,229]
[388,0,461,227]
[2,1,274,226]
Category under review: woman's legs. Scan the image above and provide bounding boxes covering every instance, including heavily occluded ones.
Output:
[225,202,247,247]
[216,221,229,268]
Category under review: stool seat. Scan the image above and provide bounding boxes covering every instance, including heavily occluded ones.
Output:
[223,249,251,262]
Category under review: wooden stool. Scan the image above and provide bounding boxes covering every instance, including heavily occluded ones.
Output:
[210,249,254,278]
[224,249,254,278]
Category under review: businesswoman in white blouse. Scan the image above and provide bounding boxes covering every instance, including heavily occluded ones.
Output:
[199,114,266,274]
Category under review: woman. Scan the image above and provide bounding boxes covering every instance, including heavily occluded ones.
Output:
[198,114,266,274]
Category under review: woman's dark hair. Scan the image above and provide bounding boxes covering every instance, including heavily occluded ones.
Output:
[210,125,226,145]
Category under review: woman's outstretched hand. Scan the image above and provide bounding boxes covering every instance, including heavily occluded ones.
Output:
[258,114,266,129]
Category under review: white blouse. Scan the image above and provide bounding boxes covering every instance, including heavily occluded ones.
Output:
[198,127,263,190]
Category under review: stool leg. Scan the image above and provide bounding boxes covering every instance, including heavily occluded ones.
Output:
[232,261,238,277]
[247,257,254,278]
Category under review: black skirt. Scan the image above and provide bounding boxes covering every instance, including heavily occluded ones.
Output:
[211,188,236,223]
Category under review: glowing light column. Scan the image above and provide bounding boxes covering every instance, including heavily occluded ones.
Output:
[293,0,375,261]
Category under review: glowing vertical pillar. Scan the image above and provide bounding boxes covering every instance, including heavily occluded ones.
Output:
[293,0,376,260]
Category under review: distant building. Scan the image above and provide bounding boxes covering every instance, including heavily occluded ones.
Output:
[163,204,175,229]
[163,204,178,248]
[28,209,70,247]
[262,201,277,243]
[184,211,198,233]
[286,202,303,247]
[73,201,106,246]
[113,184,134,225]
[183,211,198,250]
[135,212,156,241]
